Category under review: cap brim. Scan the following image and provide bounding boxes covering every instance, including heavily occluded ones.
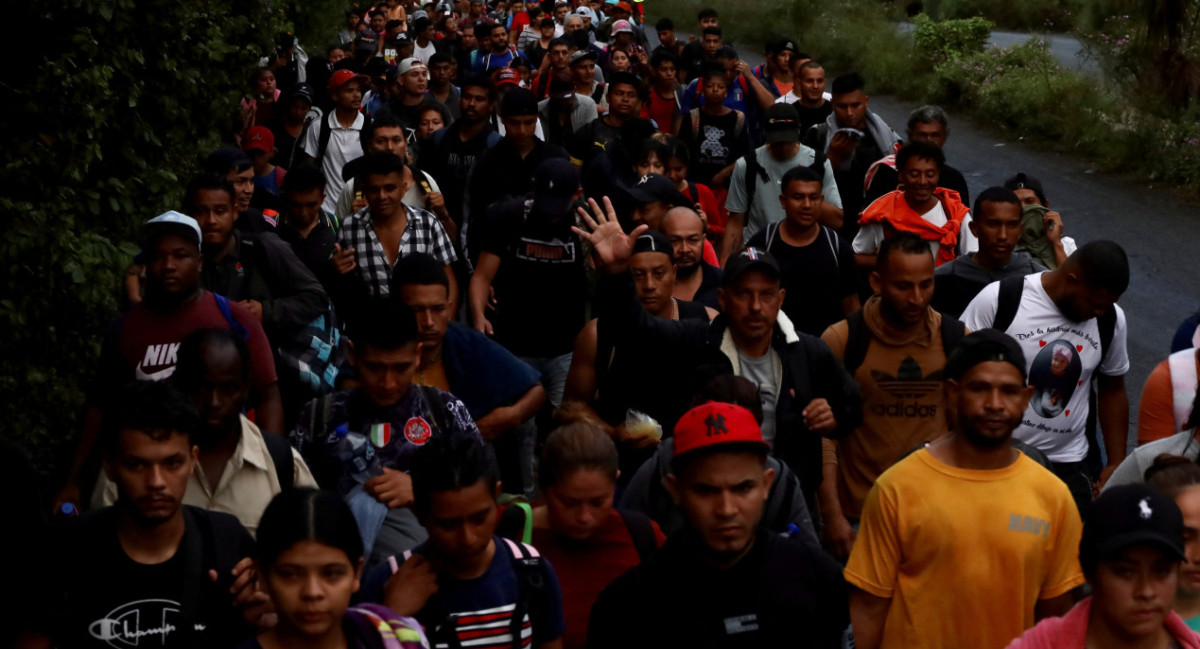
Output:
[722,260,781,286]
[765,129,800,144]
[673,438,771,460]
[532,195,574,216]
[1095,531,1187,564]
[141,223,201,249]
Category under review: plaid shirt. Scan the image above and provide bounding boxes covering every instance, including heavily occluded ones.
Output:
[338,204,458,297]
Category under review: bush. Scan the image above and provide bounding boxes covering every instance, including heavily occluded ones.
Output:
[933,0,1081,31]
[912,15,993,64]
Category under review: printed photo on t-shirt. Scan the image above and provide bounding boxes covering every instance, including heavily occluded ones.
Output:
[1028,339,1083,419]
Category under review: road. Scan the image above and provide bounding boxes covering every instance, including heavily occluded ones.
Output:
[656,29,1200,443]
[988,31,1098,75]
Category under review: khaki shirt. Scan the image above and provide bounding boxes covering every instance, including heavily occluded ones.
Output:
[93,415,317,536]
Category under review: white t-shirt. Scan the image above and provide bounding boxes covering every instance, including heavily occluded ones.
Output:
[724,145,842,241]
[961,272,1130,462]
[851,200,979,260]
[303,111,366,213]
[335,171,443,221]
[414,40,437,63]
[775,90,833,104]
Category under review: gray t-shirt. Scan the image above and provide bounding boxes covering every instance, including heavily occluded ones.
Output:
[738,349,779,443]
[725,145,842,241]
[1103,430,1200,491]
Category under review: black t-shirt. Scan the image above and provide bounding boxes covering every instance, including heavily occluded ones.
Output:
[678,109,749,185]
[36,507,255,649]
[483,197,589,357]
[679,41,709,82]
[794,100,833,136]
[747,224,856,337]
[420,123,499,226]
[570,117,622,164]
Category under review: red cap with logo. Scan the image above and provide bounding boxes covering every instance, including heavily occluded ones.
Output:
[673,402,769,458]
[243,126,275,153]
[328,68,371,92]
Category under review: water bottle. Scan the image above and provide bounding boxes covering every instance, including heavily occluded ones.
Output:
[58,503,78,518]
[333,425,383,484]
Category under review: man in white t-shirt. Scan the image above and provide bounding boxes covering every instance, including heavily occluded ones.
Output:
[853,141,977,270]
[304,69,368,213]
[961,240,1131,516]
[412,16,438,62]
[721,103,841,266]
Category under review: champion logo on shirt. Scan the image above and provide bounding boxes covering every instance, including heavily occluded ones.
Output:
[435,603,533,649]
[88,598,206,648]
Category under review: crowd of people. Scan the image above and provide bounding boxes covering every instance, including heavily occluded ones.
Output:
[12,0,1200,648]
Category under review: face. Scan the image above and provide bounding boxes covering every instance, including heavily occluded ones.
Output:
[1177,488,1200,598]
[144,234,201,298]
[1013,187,1045,207]
[401,68,429,95]
[666,451,773,556]
[550,45,570,68]
[288,98,312,122]
[572,60,596,83]
[265,541,361,639]
[657,28,675,45]
[107,429,197,526]
[371,14,387,31]
[663,210,705,272]
[635,152,664,177]
[417,109,446,140]
[461,29,477,48]
[779,179,823,229]
[460,84,493,122]
[702,75,727,106]
[832,89,868,129]
[770,50,792,71]
[701,34,721,57]
[654,60,677,86]
[351,341,422,406]
[970,201,1022,265]
[632,201,670,231]
[718,271,784,344]
[555,4,569,21]
[871,251,935,326]
[329,48,347,65]
[900,156,940,207]
[422,480,498,565]
[946,361,1032,448]
[665,157,688,188]
[1058,280,1119,323]
[369,127,408,161]
[284,188,325,229]
[332,80,364,111]
[1092,546,1179,640]
[699,16,719,29]
[609,50,631,73]
[397,283,450,353]
[185,343,249,445]
[256,70,277,96]
[431,60,455,84]
[219,166,253,212]
[543,469,615,541]
[908,120,947,148]
[502,114,539,146]
[362,171,409,218]
[193,187,238,247]
[629,251,676,314]
[490,26,508,49]
[421,24,437,40]
[799,65,825,102]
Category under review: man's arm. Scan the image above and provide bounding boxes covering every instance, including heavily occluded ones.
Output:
[737,61,776,109]
[719,212,745,267]
[256,381,285,436]
[442,265,459,314]
[818,455,855,560]
[258,235,329,331]
[469,252,502,334]
[1096,373,1130,491]
[475,383,546,442]
[817,202,844,230]
[1035,591,1076,620]
[711,161,736,189]
[564,320,600,405]
[848,588,891,649]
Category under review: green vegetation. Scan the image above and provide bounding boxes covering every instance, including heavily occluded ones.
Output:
[1,0,341,475]
[922,0,1082,32]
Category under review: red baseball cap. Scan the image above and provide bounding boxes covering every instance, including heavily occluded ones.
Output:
[243,126,274,153]
[612,1,633,13]
[328,68,371,92]
[493,66,520,86]
[673,402,768,458]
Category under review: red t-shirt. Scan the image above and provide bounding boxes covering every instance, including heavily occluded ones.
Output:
[95,291,278,399]
[531,510,665,649]
[647,89,679,134]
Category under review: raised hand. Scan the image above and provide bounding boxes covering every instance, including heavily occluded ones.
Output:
[571,196,647,273]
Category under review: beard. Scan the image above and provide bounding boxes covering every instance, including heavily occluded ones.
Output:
[676,258,700,278]
[958,417,1016,449]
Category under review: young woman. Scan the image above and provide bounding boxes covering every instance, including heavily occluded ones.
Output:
[530,422,665,649]
[242,68,281,135]
[1147,455,1200,631]
[242,488,428,649]
[606,48,632,75]
[662,136,725,247]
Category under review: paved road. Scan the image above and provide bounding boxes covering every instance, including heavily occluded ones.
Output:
[657,29,1200,442]
[988,31,1098,75]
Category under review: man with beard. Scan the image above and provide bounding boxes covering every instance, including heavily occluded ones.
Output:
[847,330,1083,649]
[419,75,501,235]
[90,329,317,536]
[23,382,259,649]
[661,206,722,310]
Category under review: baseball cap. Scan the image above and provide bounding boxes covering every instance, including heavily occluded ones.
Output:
[632,230,674,260]
[141,211,202,250]
[574,6,597,20]
[673,402,769,459]
[411,10,429,22]
[500,87,538,116]
[722,247,781,286]
[1003,172,1047,204]
[570,49,598,66]
[494,66,521,87]
[1081,483,1186,573]
[328,68,371,92]
[354,33,379,52]
[243,126,274,154]
[943,329,1029,382]
[765,35,798,55]
[611,19,634,34]
[413,16,432,31]
[435,1,452,11]
[549,74,575,99]
[531,158,581,216]
[764,103,801,144]
[627,173,690,208]
[397,57,428,76]
[283,83,315,107]
[204,146,252,175]
[611,1,632,13]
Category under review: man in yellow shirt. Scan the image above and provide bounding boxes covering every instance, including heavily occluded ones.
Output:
[846,329,1085,649]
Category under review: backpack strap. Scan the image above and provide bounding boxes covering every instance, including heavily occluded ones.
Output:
[1169,349,1199,431]
[743,151,765,210]
[213,293,250,341]
[496,501,534,545]
[685,183,699,205]
[993,275,1026,333]
[939,315,966,360]
[316,113,334,164]
[501,537,545,649]
[823,226,840,273]
[618,509,658,564]
[262,431,295,491]
[842,309,870,379]
[733,109,745,139]
[1098,306,1117,363]
[764,221,779,250]
[690,108,700,137]
[768,461,800,531]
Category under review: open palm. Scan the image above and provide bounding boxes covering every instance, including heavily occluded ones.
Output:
[572,196,647,271]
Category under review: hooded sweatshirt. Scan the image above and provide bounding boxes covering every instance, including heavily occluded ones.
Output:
[1006,597,1200,649]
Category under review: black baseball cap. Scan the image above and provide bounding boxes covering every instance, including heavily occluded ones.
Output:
[633,230,674,261]
[764,103,801,144]
[1081,483,1186,574]
[500,87,539,117]
[722,247,781,286]
[1003,172,1047,204]
[943,329,1028,382]
[765,36,798,55]
[204,146,252,174]
[627,173,690,208]
[531,158,581,216]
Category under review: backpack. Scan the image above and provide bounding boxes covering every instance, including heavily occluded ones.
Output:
[176,507,247,648]
[842,308,966,378]
[991,275,1117,362]
[689,107,745,146]
[316,110,373,165]
[344,603,429,649]
[762,221,842,273]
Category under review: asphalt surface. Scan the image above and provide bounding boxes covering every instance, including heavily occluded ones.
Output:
[988,31,1098,75]
[656,29,1200,444]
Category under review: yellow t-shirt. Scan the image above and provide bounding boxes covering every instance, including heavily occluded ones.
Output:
[844,448,1085,649]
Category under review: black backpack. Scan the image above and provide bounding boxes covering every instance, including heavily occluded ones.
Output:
[991,275,1117,361]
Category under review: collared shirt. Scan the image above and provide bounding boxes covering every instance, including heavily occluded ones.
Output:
[94,416,317,536]
[338,203,458,297]
[303,110,366,213]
